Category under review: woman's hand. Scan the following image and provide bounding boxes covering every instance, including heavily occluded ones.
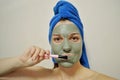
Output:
[19,46,50,67]
[0,46,50,76]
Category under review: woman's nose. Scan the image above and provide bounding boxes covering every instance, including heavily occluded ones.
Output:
[63,39,71,53]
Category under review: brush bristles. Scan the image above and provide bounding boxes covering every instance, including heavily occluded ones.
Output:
[58,55,68,59]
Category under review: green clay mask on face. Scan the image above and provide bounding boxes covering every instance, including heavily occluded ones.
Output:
[51,23,82,68]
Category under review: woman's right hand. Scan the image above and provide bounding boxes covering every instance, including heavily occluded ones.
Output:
[19,46,50,67]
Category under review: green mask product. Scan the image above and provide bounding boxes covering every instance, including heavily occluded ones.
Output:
[51,23,82,68]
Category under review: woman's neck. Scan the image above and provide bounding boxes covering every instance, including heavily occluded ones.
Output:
[58,61,83,76]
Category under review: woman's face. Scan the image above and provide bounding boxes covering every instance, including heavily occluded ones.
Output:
[51,22,82,68]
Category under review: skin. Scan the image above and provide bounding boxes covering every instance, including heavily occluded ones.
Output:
[51,23,82,67]
[0,20,117,80]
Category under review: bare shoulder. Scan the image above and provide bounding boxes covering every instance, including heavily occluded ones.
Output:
[88,69,117,80]
[82,67,117,80]
[96,73,117,80]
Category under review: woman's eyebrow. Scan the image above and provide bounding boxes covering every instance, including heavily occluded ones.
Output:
[69,32,80,36]
[52,34,61,36]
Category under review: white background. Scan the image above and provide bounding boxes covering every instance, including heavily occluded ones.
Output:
[0,0,120,79]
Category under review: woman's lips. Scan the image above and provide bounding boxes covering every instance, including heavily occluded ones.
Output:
[61,53,73,56]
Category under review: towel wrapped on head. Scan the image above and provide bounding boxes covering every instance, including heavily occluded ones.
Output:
[48,0,90,68]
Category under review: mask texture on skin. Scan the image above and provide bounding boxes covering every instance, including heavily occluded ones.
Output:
[51,24,82,67]
[49,1,90,68]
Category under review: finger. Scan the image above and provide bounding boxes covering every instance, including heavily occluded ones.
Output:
[24,46,35,57]
[38,49,45,60]
[33,56,41,64]
[44,50,50,59]
[20,47,35,62]
[29,46,36,57]
[45,50,50,55]
[37,55,44,63]
[32,47,40,61]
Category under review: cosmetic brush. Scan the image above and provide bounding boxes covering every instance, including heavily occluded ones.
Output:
[50,54,68,59]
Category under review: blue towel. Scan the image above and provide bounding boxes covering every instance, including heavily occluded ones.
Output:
[48,0,90,68]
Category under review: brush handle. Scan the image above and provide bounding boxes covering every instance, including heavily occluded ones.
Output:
[44,54,67,59]
[44,54,59,58]
[44,54,68,59]
[50,55,59,58]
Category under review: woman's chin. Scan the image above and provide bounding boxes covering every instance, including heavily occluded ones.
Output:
[59,62,74,68]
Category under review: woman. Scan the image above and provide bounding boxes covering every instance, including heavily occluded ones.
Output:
[0,1,116,80]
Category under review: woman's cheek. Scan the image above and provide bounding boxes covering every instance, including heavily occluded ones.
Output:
[51,43,63,54]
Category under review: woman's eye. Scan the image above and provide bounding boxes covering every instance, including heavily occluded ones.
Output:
[53,37,63,43]
[70,37,80,42]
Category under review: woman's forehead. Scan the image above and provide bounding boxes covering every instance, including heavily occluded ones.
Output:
[55,20,74,27]
[53,23,80,35]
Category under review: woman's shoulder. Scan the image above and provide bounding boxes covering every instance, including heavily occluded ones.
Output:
[96,73,117,80]
[82,67,117,80]
[86,68,117,80]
